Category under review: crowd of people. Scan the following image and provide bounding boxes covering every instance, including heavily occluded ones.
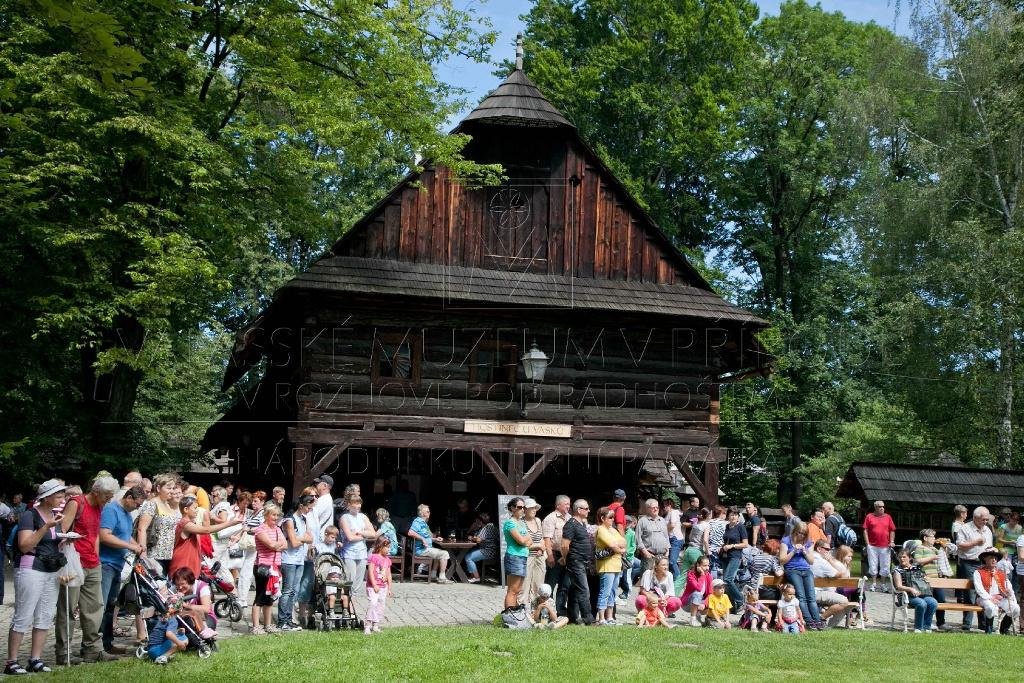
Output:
[3,471,1023,673]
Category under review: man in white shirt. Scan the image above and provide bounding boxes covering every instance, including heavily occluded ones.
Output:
[973,548,1019,633]
[955,506,993,630]
[810,540,853,627]
[313,474,335,533]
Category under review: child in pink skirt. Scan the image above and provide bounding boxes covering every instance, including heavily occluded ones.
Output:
[364,537,393,634]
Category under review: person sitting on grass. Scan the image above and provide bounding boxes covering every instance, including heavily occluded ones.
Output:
[680,555,713,627]
[148,609,188,665]
[776,584,805,634]
[528,584,568,630]
[706,578,732,629]
[739,588,771,631]
[635,595,674,628]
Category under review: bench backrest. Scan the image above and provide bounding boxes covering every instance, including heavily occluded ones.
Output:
[926,577,971,590]
[761,575,859,590]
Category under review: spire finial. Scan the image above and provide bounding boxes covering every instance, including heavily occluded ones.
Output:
[515,32,524,71]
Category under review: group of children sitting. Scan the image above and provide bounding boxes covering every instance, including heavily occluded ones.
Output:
[635,580,806,633]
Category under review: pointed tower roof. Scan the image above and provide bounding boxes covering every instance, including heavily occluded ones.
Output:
[461,34,574,129]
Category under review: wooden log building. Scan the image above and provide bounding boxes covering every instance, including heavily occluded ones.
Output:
[202,54,770,510]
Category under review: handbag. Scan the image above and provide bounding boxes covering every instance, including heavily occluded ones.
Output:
[228,545,244,559]
[500,605,531,630]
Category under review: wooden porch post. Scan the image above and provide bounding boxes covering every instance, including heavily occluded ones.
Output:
[292,441,311,500]
[704,381,721,505]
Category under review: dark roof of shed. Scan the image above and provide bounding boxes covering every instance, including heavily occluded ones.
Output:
[461,69,573,129]
[836,462,1024,508]
[284,256,769,325]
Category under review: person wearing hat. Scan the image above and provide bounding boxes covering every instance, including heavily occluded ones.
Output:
[312,474,334,535]
[521,499,546,605]
[706,578,732,629]
[527,583,568,629]
[4,480,67,674]
[608,489,627,535]
[973,547,1019,634]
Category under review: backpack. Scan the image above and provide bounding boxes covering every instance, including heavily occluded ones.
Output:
[830,515,857,548]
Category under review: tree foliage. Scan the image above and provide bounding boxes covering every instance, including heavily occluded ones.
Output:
[0,0,496,484]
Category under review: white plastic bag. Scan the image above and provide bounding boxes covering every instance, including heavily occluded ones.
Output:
[58,542,84,587]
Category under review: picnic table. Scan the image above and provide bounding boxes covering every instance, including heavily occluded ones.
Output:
[434,539,476,583]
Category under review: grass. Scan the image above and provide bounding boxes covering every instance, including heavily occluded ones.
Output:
[41,625,1024,682]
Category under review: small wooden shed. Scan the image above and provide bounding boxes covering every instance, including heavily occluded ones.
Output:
[836,461,1024,534]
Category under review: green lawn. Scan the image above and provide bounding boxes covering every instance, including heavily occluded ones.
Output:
[43,625,1023,682]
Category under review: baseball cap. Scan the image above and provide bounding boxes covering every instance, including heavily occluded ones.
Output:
[314,474,334,488]
[539,583,552,598]
[613,488,626,499]
[37,479,67,499]
[712,578,725,588]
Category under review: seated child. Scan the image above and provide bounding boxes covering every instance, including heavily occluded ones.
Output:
[635,595,674,628]
[706,579,732,629]
[775,584,805,634]
[148,611,188,665]
[528,584,568,630]
[324,565,350,622]
[738,589,771,631]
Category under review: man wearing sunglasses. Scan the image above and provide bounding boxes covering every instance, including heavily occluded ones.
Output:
[560,500,594,625]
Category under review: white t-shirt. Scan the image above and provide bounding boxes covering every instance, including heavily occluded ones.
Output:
[810,555,838,595]
[665,509,684,541]
[1016,536,1024,576]
[778,596,800,621]
[640,569,675,597]
[314,493,334,531]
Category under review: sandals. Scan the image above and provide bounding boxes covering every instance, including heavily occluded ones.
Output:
[113,626,132,638]
[26,659,51,673]
[4,661,28,675]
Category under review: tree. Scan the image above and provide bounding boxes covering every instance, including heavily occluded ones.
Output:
[869,0,1024,467]
[0,0,496,482]
[521,0,759,246]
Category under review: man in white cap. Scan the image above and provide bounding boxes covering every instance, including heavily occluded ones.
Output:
[312,474,334,534]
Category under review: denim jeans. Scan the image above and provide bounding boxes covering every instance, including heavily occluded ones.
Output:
[565,560,593,625]
[668,538,682,579]
[278,563,303,626]
[465,549,485,575]
[909,595,938,630]
[785,567,822,623]
[544,560,571,617]
[297,561,315,604]
[723,554,744,607]
[619,557,640,594]
[100,563,123,651]
[596,572,618,610]
[931,587,946,626]
[957,559,980,628]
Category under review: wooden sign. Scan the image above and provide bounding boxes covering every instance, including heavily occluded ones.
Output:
[464,419,572,438]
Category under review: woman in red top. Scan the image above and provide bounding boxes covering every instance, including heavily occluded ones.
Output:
[251,503,286,634]
[168,496,240,580]
[680,555,714,627]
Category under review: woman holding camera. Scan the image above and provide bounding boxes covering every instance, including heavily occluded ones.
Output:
[779,522,823,630]
[4,479,68,674]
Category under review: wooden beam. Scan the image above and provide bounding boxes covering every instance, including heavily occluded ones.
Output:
[309,438,354,478]
[291,441,311,500]
[474,447,513,494]
[669,451,712,505]
[703,461,720,506]
[289,427,725,461]
[518,452,558,494]
[509,452,525,494]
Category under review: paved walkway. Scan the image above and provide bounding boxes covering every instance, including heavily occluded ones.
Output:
[0,575,995,669]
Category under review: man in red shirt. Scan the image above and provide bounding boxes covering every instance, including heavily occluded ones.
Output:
[862,500,896,592]
[608,489,627,535]
[56,475,120,664]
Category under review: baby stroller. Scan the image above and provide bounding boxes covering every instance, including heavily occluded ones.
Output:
[127,559,218,660]
[311,553,363,631]
[201,561,243,623]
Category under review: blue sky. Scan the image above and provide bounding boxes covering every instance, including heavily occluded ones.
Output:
[439,0,907,122]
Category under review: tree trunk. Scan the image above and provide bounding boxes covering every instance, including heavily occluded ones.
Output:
[81,314,146,457]
[791,418,803,505]
[997,313,1014,468]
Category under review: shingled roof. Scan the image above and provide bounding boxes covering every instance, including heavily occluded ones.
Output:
[836,462,1024,508]
[284,256,768,325]
[460,67,574,129]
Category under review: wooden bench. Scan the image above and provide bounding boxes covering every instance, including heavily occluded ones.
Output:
[890,576,985,632]
[760,575,866,629]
